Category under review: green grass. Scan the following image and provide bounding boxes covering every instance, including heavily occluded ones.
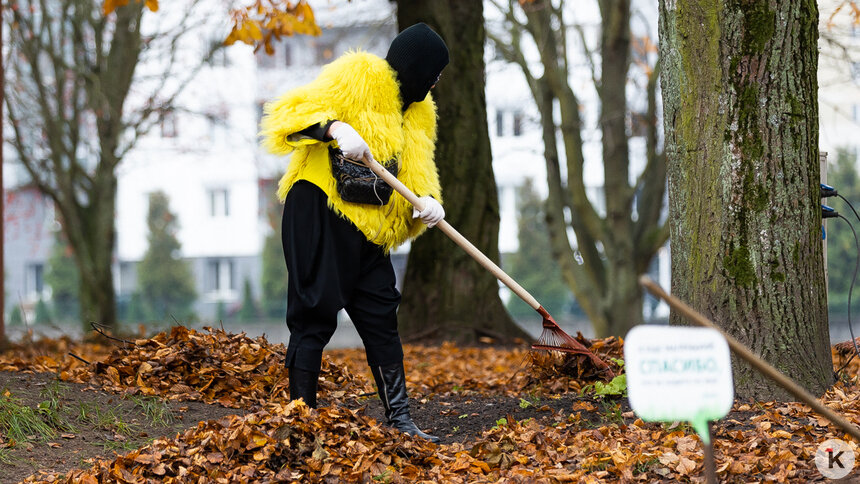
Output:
[599,401,624,426]
[372,469,393,483]
[102,439,143,453]
[37,379,75,433]
[75,402,136,436]
[0,393,57,443]
[127,394,175,427]
[0,446,16,465]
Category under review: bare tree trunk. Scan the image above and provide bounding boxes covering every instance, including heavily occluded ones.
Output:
[5,0,214,333]
[660,0,833,400]
[395,0,529,344]
[60,174,118,330]
[1,9,5,346]
[488,0,668,338]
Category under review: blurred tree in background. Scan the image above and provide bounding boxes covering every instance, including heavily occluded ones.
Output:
[45,233,80,322]
[4,0,227,331]
[826,148,860,314]
[261,233,287,319]
[9,306,23,326]
[126,292,148,323]
[238,279,259,322]
[260,180,287,319]
[137,192,197,322]
[215,301,227,323]
[487,0,667,337]
[34,299,52,324]
[505,179,574,320]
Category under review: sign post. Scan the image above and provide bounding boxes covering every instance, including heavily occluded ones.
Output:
[624,325,734,483]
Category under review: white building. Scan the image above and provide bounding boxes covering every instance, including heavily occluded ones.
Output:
[818,1,860,164]
[17,0,819,325]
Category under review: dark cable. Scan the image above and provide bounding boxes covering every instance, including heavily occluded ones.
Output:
[836,213,860,372]
[839,194,860,222]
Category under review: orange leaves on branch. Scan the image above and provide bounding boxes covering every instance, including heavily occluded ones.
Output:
[827,1,860,30]
[225,0,321,54]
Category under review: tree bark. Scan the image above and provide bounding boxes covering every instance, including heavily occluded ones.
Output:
[395,0,530,344]
[660,0,833,400]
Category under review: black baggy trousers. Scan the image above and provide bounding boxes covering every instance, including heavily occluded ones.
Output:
[282,181,404,373]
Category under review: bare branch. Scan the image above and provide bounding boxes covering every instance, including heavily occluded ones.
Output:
[573,23,600,88]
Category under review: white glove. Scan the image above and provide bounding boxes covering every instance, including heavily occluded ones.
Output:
[412,196,444,227]
[329,122,372,161]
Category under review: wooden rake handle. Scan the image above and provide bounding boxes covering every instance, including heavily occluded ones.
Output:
[640,275,860,442]
[362,155,541,310]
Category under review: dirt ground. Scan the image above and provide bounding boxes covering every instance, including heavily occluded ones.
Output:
[353,390,623,445]
[0,371,239,484]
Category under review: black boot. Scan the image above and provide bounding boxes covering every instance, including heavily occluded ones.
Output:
[288,367,319,408]
[371,362,440,444]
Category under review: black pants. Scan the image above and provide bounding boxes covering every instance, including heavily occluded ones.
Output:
[282,181,404,372]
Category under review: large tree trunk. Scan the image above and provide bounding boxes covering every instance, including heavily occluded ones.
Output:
[660,0,833,400]
[395,0,529,344]
[59,172,118,331]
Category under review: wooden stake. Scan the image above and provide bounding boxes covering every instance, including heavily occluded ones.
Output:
[640,275,860,443]
[703,421,717,484]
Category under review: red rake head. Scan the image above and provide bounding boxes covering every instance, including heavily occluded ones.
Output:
[530,306,615,378]
[531,306,583,351]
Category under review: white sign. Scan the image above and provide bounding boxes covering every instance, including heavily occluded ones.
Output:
[624,325,734,441]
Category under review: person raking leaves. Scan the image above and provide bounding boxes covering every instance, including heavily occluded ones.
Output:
[260,23,448,443]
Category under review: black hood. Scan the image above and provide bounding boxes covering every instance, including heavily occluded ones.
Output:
[385,23,449,108]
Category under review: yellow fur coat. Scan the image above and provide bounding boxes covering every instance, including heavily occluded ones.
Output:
[260,51,443,252]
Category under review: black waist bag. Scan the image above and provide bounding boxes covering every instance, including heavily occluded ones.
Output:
[329,146,399,205]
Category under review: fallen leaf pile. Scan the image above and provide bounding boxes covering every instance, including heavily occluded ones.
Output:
[21,392,856,483]
[528,333,626,394]
[6,330,860,482]
[1,329,608,400]
[23,399,446,484]
[0,336,111,375]
[330,342,537,398]
[84,327,372,408]
[1,327,375,408]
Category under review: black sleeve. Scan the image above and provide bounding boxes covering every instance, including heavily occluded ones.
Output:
[296,120,337,141]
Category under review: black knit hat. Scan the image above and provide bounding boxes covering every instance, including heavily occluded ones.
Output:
[385,23,449,108]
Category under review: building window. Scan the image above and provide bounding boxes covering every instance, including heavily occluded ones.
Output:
[206,259,235,295]
[25,263,45,299]
[851,62,860,83]
[257,102,265,125]
[513,111,524,136]
[496,110,505,137]
[284,44,293,66]
[853,104,860,123]
[315,43,334,65]
[210,42,230,67]
[117,262,136,296]
[257,48,277,69]
[208,188,230,217]
[161,112,177,138]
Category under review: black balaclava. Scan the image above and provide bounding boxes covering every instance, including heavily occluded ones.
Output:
[385,23,449,109]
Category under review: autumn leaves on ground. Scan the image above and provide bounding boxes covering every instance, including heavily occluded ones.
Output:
[1,327,859,483]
